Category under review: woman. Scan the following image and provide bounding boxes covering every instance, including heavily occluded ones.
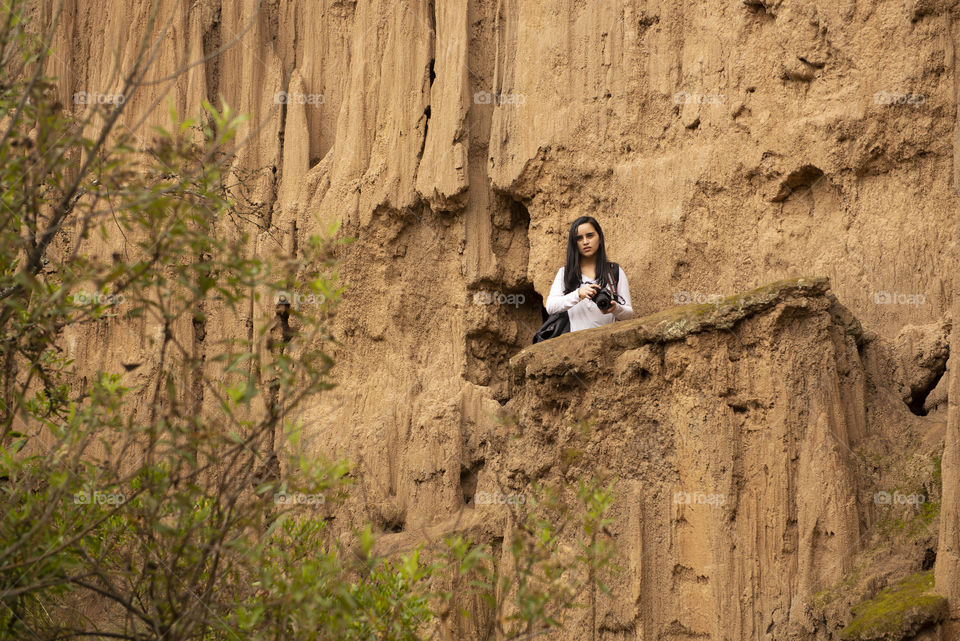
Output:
[545,216,633,331]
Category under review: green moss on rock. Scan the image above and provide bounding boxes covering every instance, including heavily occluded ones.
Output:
[644,276,830,340]
[840,571,947,641]
[813,562,865,614]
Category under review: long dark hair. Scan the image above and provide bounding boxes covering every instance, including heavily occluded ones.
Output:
[562,216,616,294]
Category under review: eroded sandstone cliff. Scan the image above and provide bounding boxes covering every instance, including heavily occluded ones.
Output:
[38,0,960,638]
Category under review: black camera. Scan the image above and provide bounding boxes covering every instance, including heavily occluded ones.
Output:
[592,288,621,312]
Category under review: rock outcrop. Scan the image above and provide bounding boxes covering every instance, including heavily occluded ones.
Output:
[489,278,933,640]
[503,277,868,639]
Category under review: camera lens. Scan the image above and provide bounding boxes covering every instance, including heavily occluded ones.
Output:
[593,289,612,311]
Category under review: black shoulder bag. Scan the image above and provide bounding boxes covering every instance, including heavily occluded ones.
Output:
[532,263,620,344]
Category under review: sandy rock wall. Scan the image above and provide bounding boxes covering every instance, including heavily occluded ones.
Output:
[499,279,867,640]
[414,277,946,641]
[939,285,960,640]
[38,0,960,638]
[486,0,959,328]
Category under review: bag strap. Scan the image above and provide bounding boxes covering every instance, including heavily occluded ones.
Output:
[607,262,625,304]
[608,262,620,291]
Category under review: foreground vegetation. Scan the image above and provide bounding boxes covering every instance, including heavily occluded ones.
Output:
[0,2,615,639]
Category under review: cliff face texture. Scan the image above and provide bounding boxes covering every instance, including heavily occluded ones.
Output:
[41,0,960,638]
[502,279,881,640]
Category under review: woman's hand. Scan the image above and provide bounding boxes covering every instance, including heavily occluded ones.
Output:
[601,301,618,314]
[578,284,600,300]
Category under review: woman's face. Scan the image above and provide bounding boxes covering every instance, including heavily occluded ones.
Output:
[575,223,600,258]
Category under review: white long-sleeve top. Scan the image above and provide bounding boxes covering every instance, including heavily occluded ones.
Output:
[545,266,634,332]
